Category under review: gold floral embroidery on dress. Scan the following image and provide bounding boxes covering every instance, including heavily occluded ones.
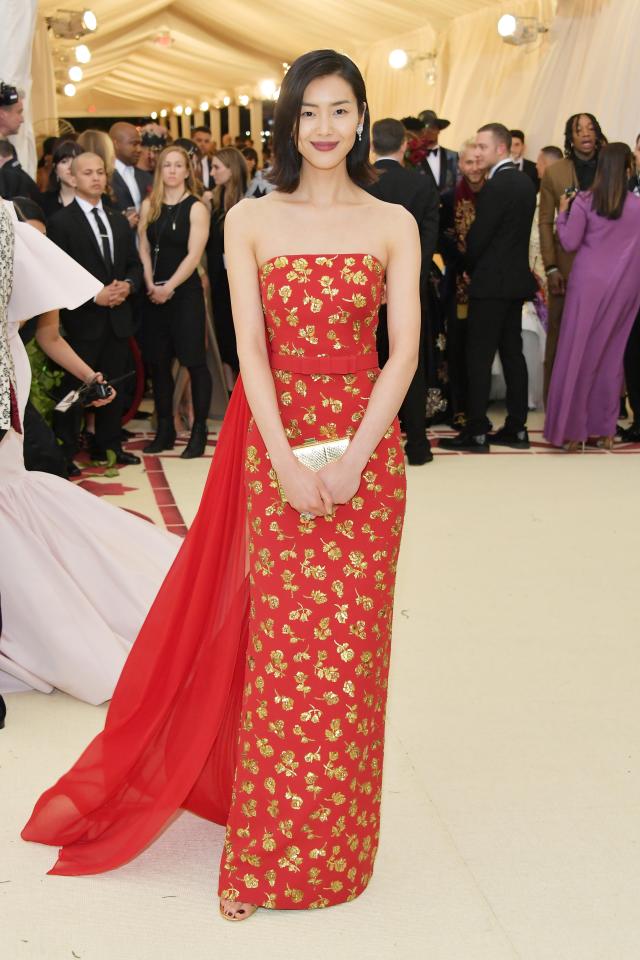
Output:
[220,255,404,910]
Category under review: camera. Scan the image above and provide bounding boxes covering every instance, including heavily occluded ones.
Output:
[564,186,578,197]
[82,380,114,405]
[0,82,19,107]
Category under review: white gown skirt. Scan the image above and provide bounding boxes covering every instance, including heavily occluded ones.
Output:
[0,330,181,705]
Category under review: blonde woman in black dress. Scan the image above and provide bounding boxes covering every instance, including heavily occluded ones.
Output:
[138,146,212,458]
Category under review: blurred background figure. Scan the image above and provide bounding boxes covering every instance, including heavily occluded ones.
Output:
[138,123,169,176]
[207,147,248,390]
[39,140,83,220]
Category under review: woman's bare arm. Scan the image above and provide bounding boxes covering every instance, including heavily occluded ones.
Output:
[225,200,333,517]
[343,205,420,473]
[137,198,154,290]
[35,310,96,383]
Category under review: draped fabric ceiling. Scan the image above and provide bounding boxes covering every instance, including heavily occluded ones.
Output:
[37,0,497,116]
[23,0,640,172]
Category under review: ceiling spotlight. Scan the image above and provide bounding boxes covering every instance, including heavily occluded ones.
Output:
[150,111,158,120]
[47,9,97,39]
[259,79,277,99]
[185,106,193,116]
[160,108,168,118]
[174,105,183,116]
[63,83,77,97]
[238,94,250,107]
[498,14,548,45]
[68,65,83,82]
[75,44,91,63]
[388,48,409,70]
[199,100,210,112]
[223,96,231,107]
[82,9,97,31]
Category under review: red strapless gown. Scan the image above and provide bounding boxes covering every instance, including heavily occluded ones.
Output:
[23,253,407,911]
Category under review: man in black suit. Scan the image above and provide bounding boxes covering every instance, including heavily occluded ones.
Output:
[49,152,142,468]
[192,125,214,189]
[366,118,440,464]
[440,123,537,453]
[510,129,540,193]
[413,109,458,194]
[0,140,41,202]
[109,122,152,229]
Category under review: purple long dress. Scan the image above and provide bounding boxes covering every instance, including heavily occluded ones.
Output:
[544,191,640,446]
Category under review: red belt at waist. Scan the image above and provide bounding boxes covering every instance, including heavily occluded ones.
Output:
[268,352,379,374]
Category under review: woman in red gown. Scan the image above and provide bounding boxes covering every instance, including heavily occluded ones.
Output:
[22,50,421,922]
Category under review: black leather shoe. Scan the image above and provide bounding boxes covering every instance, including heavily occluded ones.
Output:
[438,432,490,453]
[143,418,176,454]
[66,459,82,478]
[113,449,142,466]
[619,424,640,443]
[181,420,208,459]
[489,427,530,449]
[406,444,434,465]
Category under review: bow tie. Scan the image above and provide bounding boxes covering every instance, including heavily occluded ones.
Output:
[426,148,439,156]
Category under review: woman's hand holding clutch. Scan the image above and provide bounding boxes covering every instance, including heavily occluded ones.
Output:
[318,458,361,507]
[276,458,334,518]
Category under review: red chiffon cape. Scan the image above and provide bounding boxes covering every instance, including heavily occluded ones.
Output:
[22,379,251,875]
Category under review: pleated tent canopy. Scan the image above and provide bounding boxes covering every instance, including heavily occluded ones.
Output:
[37,0,497,116]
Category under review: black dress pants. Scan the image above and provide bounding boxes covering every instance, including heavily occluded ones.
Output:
[624,306,640,425]
[376,303,431,455]
[53,326,129,459]
[466,297,528,437]
[446,307,468,422]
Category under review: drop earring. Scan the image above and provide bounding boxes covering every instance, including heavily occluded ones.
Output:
[356,125,363,142]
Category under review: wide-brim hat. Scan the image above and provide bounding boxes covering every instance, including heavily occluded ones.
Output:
[418,109,450,130]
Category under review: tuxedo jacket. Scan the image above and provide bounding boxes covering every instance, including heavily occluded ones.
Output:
[520,157,540,193]
[421,146,458,194]
[466,162,537,301]
[0,161,41,204]
[47,200,142,341]
[366,159,439,285]
[538,157,578,281]
[110,167,153,212]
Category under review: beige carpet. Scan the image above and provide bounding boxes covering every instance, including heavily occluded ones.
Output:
[2,407,640,960]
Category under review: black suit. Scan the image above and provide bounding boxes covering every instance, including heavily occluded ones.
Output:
[110,167,152,214]
[366,159,439,457]
[0,160,41,203]
[517,157,540,193]
[421,146,459,194]
[48,199,142,457]
[465,161,537,436]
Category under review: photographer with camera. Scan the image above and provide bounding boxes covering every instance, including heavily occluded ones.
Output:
[48,152,143,471]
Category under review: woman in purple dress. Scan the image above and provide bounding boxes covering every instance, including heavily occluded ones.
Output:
[544,143,640,450]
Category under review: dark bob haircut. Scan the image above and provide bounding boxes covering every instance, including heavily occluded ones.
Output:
[269,49,376,193]
[48,140,83,190]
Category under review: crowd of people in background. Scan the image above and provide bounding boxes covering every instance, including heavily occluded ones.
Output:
[2,77,640,473]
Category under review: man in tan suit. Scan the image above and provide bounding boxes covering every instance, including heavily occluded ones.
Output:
[539,113,605,400]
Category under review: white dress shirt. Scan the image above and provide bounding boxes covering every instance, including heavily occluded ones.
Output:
[115,158,141,210]
[488,157,514,179]
[426,147,441,186]
[76,195,114,261]
[201,158,211,188]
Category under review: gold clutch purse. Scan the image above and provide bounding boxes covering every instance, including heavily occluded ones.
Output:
[278,437,350,503]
